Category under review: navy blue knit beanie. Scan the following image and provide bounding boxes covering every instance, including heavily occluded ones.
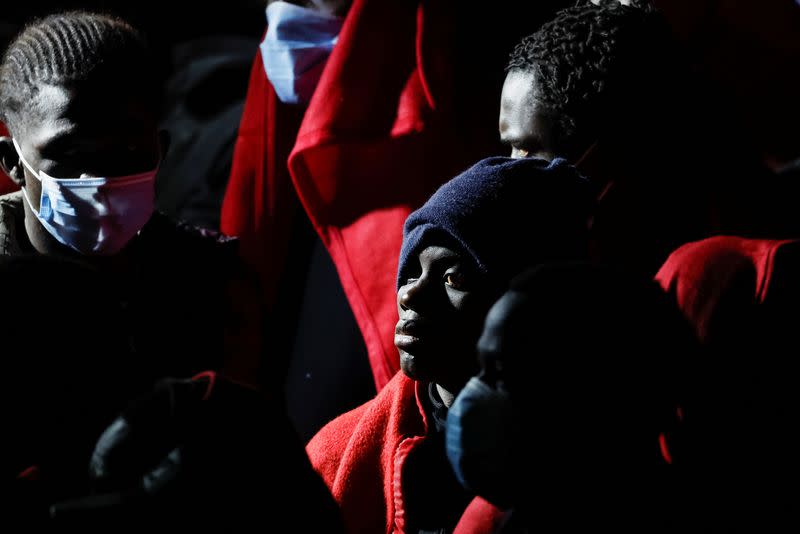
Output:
[397,156,596,289]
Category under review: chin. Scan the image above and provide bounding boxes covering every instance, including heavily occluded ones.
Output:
[399,351,417,377]
[400,351,430,382]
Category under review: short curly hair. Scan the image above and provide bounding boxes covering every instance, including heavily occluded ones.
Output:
[0,11,155,132]
[507,1,676,154]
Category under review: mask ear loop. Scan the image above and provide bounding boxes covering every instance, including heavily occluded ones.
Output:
[11,138,47,216]
[11,138,41,182]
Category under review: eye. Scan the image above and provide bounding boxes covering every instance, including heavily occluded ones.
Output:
[444,271,466,290]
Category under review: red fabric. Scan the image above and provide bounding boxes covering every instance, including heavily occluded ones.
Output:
[0,122,19,195]
[191,370,217,401]
[221,0,473,389]
[655,236,797,344]
[288,0,473,389]
[452,497,510,534]
[15,465,41,481]
[306,372,425,534]
[307,372,497,534]
[218,36,306,383]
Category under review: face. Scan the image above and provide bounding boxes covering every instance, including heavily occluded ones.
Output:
[1,82,160,255]
[499,70,558,161]
[476,291,528,390]
[395,246,496,392]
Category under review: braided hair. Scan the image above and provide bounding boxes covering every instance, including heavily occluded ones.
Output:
[0,11,154,131]
[507,1,677,154]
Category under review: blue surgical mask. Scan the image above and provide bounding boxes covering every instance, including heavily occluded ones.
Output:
[13,138,157,255]
[446,376,516,509]
[260,1,343,104]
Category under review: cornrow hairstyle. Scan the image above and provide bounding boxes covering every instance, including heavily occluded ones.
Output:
[0,11,155,131]
[507,1,678,155]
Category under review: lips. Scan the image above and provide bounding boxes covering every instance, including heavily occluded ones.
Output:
[395,318,432,352]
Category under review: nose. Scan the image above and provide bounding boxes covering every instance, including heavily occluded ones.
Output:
[398,277,426,312]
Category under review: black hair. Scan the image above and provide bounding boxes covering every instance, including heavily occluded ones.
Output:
[506,1,677,154]
[0,11,156,131]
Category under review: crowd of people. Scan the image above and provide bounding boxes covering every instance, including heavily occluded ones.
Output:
[1,0,798,531]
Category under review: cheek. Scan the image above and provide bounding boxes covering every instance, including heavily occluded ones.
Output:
[23,173,43,210]
[451,293,492,332]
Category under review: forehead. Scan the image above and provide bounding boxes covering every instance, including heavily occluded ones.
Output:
[499,70,550,144]
[16,82,157,155]
[16,84,74,148]
[417,245,462,264]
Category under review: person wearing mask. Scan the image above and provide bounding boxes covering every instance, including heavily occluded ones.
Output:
[0,11,242,383]
[446,262,697,532]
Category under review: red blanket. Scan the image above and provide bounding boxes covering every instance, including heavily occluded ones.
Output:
[221,0,479,389]
[655,235,798,344]
[306,372,426,533]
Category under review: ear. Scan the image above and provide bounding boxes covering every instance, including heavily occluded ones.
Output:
[157,129,171,162]
[0,136,25,186]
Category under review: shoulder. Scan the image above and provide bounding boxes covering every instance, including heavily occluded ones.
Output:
[656,236,794,294]
[0,190,24,218]
[0,191,25,256]
[656,236,800,342]
[306,373,419,472]
[136,211,240,268]
[141,211,237,246]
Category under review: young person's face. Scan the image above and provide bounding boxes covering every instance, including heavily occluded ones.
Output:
[395,245,495,392]
[14,82,159,187]
[1,81,160,256]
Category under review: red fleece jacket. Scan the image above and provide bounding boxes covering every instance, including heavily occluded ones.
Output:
[306,372,506,534]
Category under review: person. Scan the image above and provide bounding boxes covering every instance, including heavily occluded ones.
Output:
[0,11,242,383]
[656,236,800,530]
[445,262,697,532]
[306,156,596,533]
[1,255,136,524]
[498,1,777,275]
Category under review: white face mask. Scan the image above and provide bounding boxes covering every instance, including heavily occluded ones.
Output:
[260,1,343,104]
[13,138,157,255]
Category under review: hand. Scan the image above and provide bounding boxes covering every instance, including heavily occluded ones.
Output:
[50,372,345,531]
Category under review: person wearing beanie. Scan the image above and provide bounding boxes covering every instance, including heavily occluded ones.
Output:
[306,156,595,534]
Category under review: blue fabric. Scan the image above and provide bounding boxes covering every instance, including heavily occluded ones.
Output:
[397,156,596,289]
